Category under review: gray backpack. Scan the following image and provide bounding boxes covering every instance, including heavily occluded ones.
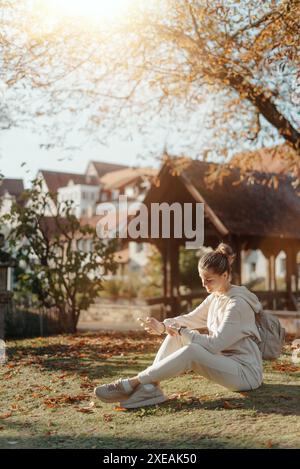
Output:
[252,310,285,360]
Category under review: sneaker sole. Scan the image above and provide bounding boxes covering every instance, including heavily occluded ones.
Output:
[122,394,169,409]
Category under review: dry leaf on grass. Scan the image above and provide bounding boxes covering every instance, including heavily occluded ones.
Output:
[168,391,194,400]
[223,400,244,409]
[76,407,95,414]
[272,363,300,372]
[0,412,12,419]
[76,400,96,413]
[114,406,128,411]
[80,382,94,389]
[10,403,21,411]
[43,393,89,408]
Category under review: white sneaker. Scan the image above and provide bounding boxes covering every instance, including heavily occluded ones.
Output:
[121,383,168,409]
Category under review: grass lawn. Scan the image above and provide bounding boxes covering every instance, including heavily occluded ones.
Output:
[0,331,299,449]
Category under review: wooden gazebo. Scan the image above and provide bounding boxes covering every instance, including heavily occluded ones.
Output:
[137,157,300,315]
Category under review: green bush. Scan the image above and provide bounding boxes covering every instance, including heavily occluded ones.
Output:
[100,278,123,300]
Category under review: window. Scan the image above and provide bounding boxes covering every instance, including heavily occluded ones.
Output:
[250,262,256,273]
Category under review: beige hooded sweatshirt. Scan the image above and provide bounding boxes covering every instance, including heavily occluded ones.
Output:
[164,285,263,387]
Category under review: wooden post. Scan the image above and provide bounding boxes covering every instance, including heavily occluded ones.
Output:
[271,255,277,292]
[161,238,172,317]
[266,255,271,291]
[285,247,293,296]
[170,241,180,297]
[260,244,279,309]
[169,239,180,316]
[285,246,298,310]
[166,239,172,298]
[271,254,277,309]
[228,234,242,285]
[162,243,168,299]
[266,254,276,305]
[295,248,300,293]
[291,246,298,293]
[234,242,242,285]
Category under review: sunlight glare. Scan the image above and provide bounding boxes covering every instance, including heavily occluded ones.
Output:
[46,0,134,23]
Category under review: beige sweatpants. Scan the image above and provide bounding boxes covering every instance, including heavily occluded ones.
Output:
[137,333,260,392]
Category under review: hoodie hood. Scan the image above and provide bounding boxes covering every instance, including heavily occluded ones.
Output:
[217,285,263,315]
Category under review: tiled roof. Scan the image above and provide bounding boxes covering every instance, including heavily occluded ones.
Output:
[39,170,99,194]
[100,167,158,190]
[89,161,129,178]
[0,178,24,198]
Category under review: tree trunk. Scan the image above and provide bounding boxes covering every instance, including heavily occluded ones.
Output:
[58,307,77,333]
[227,72,300,153]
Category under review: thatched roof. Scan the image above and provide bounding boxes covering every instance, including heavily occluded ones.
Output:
[230,144,298,176]
[144,157,300,240]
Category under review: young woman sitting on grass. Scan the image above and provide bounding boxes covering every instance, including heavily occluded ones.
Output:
[94,243,263,409]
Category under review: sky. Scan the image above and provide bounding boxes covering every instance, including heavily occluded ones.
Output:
[0,94,214,188]
[0,127,160,188]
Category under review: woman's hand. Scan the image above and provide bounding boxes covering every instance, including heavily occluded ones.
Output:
[137,317,165,335]
[164,321,181,336]
[137,317,181,336]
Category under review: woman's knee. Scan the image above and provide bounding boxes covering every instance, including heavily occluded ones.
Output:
[179,343,201,365]
[181,342,201,354]
[153,333,183,364]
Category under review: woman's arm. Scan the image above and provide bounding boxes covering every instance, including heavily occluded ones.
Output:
[180,297,246,354]
[163,294,213,330]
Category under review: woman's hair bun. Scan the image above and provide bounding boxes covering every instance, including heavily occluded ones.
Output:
[215,243,236,266]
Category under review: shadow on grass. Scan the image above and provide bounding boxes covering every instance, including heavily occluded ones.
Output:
[6,334,159,361]
[5,332,160,380]
[0,433,260,449]
[131,382,300,417]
